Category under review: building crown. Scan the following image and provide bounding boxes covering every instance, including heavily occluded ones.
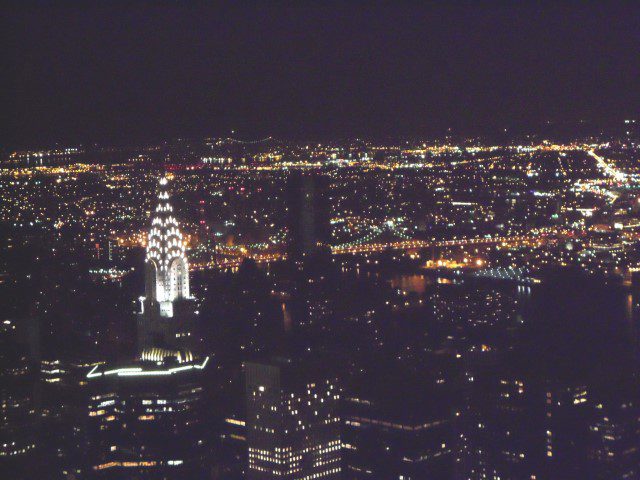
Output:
[144,176,190,314]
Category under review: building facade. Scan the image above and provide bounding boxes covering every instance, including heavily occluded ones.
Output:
[85,357,210,479]
[245,359,341,479]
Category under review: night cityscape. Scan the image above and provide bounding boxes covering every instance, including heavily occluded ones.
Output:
[1,3,639,480]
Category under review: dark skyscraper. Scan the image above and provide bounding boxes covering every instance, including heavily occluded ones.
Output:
[286,172,330,260]
[85,357,209,479]
[343,369,455,479]
[0,322,39,476]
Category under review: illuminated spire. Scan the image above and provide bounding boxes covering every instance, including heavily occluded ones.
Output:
[145,176,190,316]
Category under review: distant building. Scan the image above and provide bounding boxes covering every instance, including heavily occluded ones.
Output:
[286,172,330,260]
[245,358,341,479]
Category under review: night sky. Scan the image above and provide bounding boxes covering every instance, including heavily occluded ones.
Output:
[2,2,639,147]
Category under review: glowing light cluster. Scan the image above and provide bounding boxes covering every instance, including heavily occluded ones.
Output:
[86,357,209,379]
[145,177,191,311]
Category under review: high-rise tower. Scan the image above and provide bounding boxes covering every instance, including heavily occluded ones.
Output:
[87,175,210,478]
[286,172,330,260]
[137,176,199,354]
[245,358,342,479]
[144,176,190,317]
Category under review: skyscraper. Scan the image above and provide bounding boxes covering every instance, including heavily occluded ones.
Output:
[286,172,330,260]
[137,176,200,354]
[245,358,341,479]
[144,177,191,312]
[85,175,211,479]
[343,368,454,479]
[85,357,210,479]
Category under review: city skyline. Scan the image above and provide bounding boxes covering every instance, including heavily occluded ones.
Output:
[2,2,640,480]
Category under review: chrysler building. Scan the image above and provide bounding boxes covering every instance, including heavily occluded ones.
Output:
[138,176,199,354]
[144,176,190,317]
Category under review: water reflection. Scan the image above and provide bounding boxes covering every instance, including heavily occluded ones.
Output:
[389,274,432,294]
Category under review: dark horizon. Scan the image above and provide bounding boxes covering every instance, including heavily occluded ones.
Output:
[2,1,639,148]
